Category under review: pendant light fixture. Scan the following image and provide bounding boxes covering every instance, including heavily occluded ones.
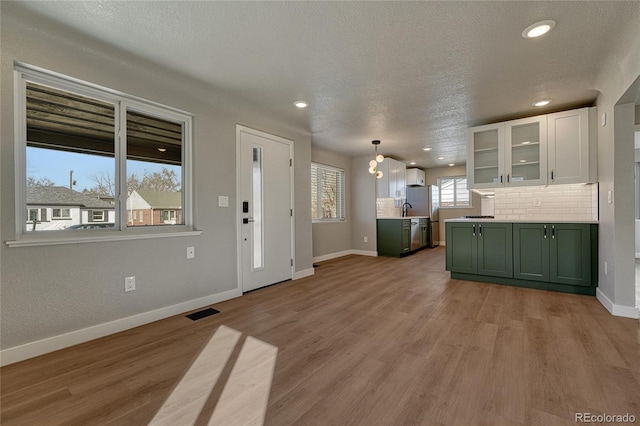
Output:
[368,140,384,179]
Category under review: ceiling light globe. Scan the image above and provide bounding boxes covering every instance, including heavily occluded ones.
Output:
[376,154,384,163]
[369,159,377,167]
[369,166,376,174]
[376,171,383,179]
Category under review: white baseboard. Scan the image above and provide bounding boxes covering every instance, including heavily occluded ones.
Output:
[438,241,446,246]
[596,288,640,319]
[313,250,354,263]
[313,249,377,263]
[293,268,314,280]
[349,250,378,257]
[0,288,242,367]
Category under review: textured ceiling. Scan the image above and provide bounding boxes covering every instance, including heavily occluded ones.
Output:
[9,1,640,169]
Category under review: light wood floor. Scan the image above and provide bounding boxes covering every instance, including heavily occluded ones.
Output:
[2,247,639,425]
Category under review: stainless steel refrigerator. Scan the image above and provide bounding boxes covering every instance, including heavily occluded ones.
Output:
[406,185,440,247]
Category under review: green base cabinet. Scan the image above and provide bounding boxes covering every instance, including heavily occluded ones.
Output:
[448,221,598,295]
[419,219,428,248]
[377,219,411,257]
[445,222,477,273]
[514,223,592,287]
[513,223,550,282]
[446,222,513,278]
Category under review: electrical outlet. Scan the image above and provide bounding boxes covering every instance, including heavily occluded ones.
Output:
[187,246,195,259]
[601,112,607,127]
[125,276,136,292]
[607,190,612,204]
[604,261,608,275]
[364,236,368,243]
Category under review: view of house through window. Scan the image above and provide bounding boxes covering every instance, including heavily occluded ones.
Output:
[20,70,188,233]
[311,163,345,221]
[439,176,470,207]
[125,110,183,227]
[25,82,117,231]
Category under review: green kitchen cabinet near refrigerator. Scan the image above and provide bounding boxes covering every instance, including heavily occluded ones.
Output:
[377,219,411,257]
[446,222,513,278]
[513,223,592,287]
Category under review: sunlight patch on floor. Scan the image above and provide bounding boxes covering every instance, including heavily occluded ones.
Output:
[209,336,278,425]
[149,325,277,426]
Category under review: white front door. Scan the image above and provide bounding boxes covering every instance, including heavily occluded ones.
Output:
[237,126,293,292]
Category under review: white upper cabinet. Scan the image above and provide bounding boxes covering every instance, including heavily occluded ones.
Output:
[547,107,596,185]
[468,107,595,189]
[467,123,505,189]
[505,115,547,187]
[406,168,426,186]
[376,158,406,198]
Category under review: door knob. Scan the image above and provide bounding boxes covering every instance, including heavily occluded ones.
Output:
[242,218,256,224]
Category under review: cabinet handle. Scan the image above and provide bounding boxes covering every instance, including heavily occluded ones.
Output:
[479,224,482,236]
[551,225,555,239]
[500,175,503,183]
[543,225,547,239]
[472,225,476,236]
[507,174,510,183]
[551,170,554,181]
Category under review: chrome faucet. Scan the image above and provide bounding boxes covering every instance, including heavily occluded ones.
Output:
[402,202,412,217]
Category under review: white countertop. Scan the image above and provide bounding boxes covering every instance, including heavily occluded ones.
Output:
[445,218,598,224]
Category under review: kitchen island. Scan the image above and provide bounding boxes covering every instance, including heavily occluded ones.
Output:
[445,218,598,295]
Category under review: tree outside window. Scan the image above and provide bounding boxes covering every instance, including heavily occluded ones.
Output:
[311,163,345,221]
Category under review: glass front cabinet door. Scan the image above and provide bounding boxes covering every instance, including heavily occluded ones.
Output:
[467,123,504,189]
[504,115,547,187]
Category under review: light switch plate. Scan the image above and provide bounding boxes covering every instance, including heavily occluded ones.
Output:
[601,112,606,127]
[218,196,229,207]
[607,190,612,204]
[187,246,195,259]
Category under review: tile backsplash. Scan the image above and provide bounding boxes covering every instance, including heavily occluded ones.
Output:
[493,183,598,221]
[376,198,403,217]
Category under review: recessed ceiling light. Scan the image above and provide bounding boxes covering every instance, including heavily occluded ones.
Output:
[533,100,551,107]
[438,156,445,160]
[422,147,432,151]
[157,148,167,152]
[409,161,416,165]
[294,101,308,108]
[448,163,455,167]
[522,20,556,39]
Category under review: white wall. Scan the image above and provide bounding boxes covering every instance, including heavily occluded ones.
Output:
[0,6,313,357]
[592,4,640,316]
[350,156,377,254]
[311,147,352,260]
[424,165,481,243]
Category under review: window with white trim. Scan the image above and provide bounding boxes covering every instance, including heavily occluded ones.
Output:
[91,210,106,222]
[14,64,192,238]
[439,176,471,207]
[311,163,345,221]
[52,208,71,219]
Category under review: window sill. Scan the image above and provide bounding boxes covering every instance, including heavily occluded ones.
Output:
[5,229,203,248]
[312,219,347,224]
[439,206,474,209]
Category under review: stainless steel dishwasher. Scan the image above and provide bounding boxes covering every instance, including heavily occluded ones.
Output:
[410,218,421,250]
